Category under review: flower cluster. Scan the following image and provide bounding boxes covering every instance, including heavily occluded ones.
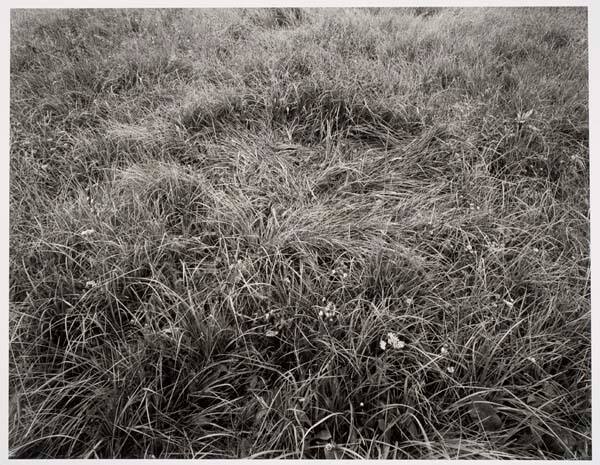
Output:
[380,332,406,351]
[318,301,338,324]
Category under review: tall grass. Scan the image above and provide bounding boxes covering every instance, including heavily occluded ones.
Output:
[9,7,589,459]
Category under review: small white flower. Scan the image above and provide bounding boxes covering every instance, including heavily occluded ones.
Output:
[342,272,348,279]
[80,229,95,237]
[324,443,334,452]
[446,366,455,374]
[440,347,448,355]
[527,356,537,364]
[265,329,279,337]
[318,310,324,318]
[379,339,387,350]
[85,280,97,289]
[359,402,364,407]
[405,298,414,305]
[466,244,473,252]
[387,332,405,349]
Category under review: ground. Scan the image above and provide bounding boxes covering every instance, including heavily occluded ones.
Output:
[9,7,590,459]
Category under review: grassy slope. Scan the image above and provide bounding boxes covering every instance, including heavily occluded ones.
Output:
[9,7,590,459]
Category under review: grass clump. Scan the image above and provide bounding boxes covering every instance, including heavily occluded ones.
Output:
[10,7,589,459]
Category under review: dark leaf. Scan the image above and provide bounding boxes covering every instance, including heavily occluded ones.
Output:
[315,428,332,441]
[469,395,502,432]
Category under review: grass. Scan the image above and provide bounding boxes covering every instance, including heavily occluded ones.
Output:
[9,7,590,459]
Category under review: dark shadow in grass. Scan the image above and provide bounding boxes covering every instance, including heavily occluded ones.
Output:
[248,8,304,29]
[180,82,424,146]
[542,28,570,50]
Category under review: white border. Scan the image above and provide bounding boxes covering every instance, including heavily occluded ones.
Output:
[3,2,594,465]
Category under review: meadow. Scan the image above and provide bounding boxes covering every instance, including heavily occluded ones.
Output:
[9,7,590,459]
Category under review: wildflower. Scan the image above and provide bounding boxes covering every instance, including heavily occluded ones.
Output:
[387,332,405,349]
[447,366,455,374]
[318,310,324,318]
[323,302,336,318]
[405,297,414,305]
[342,272,348,279]
[533,247,539,253]
[466,244,473,252]
[527,356,537,364]
[440,346,448,355]
[379,339,387,350]
[359,402,364,407]
[324,443,334,453]
[80,229,95,237]
[85,280,97,289]
[265,329,279,337]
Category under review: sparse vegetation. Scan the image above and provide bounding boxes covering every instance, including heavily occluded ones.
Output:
[9,8,590,459]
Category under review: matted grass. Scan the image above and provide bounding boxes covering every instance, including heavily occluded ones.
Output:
[9,7,590,459]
